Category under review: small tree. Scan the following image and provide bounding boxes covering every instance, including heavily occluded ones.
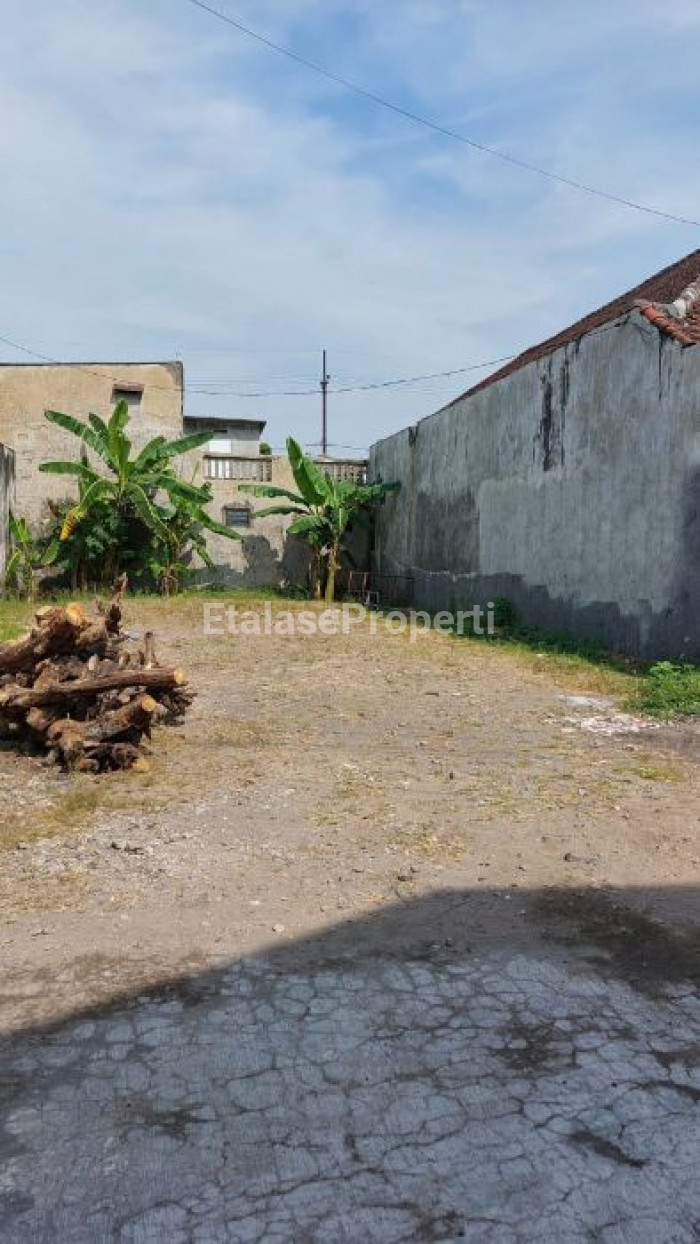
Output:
[148,485,238,595]
[4,513,59,600]
[240,437,398,602]
[38,401,238,584]
[46,486,126,591]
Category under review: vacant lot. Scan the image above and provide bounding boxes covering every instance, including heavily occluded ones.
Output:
[1,595,697,1024]
[1,596,698,1240]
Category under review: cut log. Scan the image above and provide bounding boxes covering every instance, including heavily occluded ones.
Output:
[0,579,192,771]
[47,696,158,764]
[82,694,158,745]
[26,707,58,734]
[139,632,158,669]
[95,574,128,635]
[0,605,88,675]
[0,667,187,712]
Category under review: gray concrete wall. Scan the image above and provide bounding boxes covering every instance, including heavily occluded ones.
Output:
[370,311,700,659]
[0,444,15,586]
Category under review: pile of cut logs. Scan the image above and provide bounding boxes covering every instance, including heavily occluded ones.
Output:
[0,577,192,772]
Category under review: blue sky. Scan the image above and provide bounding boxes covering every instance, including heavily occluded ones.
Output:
[1,0,700,452]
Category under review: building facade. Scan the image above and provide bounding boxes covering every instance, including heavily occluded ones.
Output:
[0,362,367,591]
[186,423,367,588]
[0,361,183,523]
[370,252,700,659]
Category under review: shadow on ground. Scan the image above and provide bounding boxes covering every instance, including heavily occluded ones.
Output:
[1,885,698,1242]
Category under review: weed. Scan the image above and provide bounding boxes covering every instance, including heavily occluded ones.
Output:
[630,661,700,719]
[0,598,32,642]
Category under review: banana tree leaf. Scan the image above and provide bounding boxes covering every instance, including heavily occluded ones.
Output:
[87,412,110,441]
[251,504,309,519]
[287,514,329,536]
[129,482,169,539]
[134,436,169,468]
[44,410,113,466]
[238,483,307,505]
[188,507,243,540]
[43,539,60,566]
[287,437,331,506]
[155,476,212,505]
[38,460,95,477]
[158,431,213,457]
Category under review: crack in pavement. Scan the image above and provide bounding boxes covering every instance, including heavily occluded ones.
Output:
[0,938,698,1243]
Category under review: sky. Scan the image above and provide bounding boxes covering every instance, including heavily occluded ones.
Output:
[2,0,700,454]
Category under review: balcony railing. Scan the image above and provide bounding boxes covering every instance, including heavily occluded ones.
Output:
[204,455,273,482]
[317,459,368,484]
[203,454,367,485]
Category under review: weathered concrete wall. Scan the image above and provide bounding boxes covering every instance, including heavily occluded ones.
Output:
[182,418,266,458]
[0,362,183,524]
[192,456,370,592]
[0,444,15,585]
[196,457,310,590]
[370,312,700,659]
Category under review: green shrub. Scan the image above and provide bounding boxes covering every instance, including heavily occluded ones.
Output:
[490,596,519,632]
[634,661,700,718]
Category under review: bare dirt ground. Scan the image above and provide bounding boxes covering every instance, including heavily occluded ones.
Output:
[0,597,698,1031]
[2,599,699,1241]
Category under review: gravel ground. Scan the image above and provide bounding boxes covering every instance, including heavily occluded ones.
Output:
[0,599,697,1240]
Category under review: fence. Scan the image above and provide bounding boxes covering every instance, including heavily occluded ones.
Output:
[204,455,273,483]
[318,460,368,484]
[344,570,414,608]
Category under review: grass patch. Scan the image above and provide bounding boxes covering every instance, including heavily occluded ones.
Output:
[0,598,32,642]
[627,763,685,783]
[629,662,700,719]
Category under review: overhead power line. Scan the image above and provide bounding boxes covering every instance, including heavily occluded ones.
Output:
[186,356,516,396]
[0,333,189,395]
[0,329,512,397]
[183,0,700,229]
[0,318,636,403]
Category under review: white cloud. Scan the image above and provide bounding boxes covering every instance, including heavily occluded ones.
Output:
[0,0,698,451]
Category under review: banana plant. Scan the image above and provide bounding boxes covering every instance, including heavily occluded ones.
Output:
[39,401,214,544]
[149,484,241,595]
[240,437,398,602]
[4,512,59,601]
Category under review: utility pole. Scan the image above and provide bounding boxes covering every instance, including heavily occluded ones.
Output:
[320,348,329,456]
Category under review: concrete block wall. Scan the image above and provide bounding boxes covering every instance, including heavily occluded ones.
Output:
[0,444,15,585]
[188,455,370,591]
[370,311,700,659]
[0,362,183,525]
[194,456,310,589]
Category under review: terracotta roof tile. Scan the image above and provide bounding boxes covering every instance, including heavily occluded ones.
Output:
[448,248,700,406]
[636,301,700,346]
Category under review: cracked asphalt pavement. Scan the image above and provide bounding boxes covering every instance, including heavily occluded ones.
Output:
[1,889,699,1243]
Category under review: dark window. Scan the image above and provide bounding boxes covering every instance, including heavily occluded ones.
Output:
[223,506,251,528]
[111,385,143,410]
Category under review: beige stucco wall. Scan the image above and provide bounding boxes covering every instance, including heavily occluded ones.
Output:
[192,456,309,589]
[0,362,183,524]
[193,456,371,590]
